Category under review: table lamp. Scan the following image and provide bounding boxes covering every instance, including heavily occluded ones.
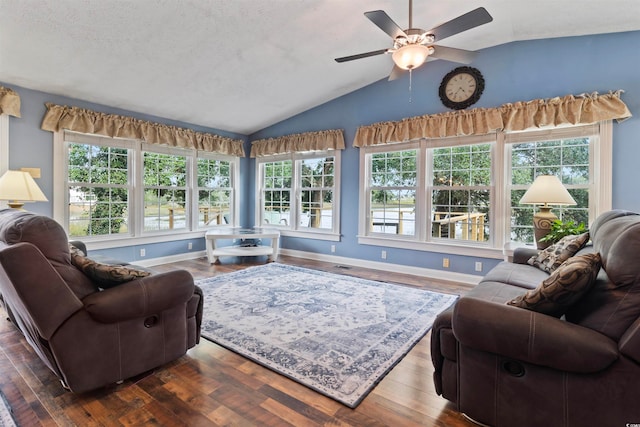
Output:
[0,170,48,209]
[519,175,576,249]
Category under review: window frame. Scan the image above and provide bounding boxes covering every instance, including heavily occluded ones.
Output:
[53,130,241,249]
[0,114,9,182]
[255,150,341,241]
[358,123,612,259]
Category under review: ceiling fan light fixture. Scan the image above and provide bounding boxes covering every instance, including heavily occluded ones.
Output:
[392,44,430,70]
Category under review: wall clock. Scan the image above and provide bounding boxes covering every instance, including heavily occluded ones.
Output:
[438,66,485,110]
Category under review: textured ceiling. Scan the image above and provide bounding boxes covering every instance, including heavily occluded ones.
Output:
[1,0,639,135]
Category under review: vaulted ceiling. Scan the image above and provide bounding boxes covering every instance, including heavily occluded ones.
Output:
[1,0,639,134]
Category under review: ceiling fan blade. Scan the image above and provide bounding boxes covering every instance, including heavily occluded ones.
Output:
[430,45,478,64]
[335,49,389,63]
[388,65,405,81]
[427,7,493,42]
[364,10,407,40]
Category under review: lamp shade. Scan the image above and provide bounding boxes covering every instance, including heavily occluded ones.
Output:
[392,44,430,70]
[0,170,48,208]
[519,175,576,206]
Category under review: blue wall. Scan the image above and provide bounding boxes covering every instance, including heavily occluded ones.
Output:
[249,31,640,275]
[3,30,640,273]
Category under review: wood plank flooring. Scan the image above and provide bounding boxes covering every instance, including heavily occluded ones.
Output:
[0,255,476,426]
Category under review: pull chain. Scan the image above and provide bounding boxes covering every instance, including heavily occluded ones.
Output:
[408,68,413,103]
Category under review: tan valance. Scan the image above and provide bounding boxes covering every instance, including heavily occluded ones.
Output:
[0,86,21,118]
[354,91,632,147]
[250,129,345,157]
[41,103,245,156]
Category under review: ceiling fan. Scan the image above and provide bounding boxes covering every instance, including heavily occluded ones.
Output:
[335,1,493,80]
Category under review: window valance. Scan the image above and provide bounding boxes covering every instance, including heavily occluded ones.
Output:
[250,129,345,158]
[0,86,21,118]
[41,103,245,157]
[353,91,632,147]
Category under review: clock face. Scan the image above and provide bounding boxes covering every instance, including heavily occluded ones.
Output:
[444,73,476,102]
[438,66,485,110]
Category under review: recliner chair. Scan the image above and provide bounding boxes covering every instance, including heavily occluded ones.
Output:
[0,209,203,393]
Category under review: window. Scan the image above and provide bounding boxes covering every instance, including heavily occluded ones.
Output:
[368,148,417,236]
[196,155,235,227]
[256,150,341,240]
[55,131,240,243]
[68,142,130,237]
[142,148,188,232]
[507,127,597,244]
[431,143,491,242]
[300,156,336,231]
[361,137,493,251]
[261,159,292,227]
[359,124,611,257]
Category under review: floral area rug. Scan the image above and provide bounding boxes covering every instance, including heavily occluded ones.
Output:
[196,263,458,408]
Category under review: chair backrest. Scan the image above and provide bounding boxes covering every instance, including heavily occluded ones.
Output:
[0,209,97,298]
[566,210,640,340]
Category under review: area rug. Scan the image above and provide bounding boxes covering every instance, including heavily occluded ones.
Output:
[196,263,458,408]
[0,390,16,427]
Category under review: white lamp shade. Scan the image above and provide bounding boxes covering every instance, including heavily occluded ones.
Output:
[519,175,576,206]
[0,170,48,203]
[392,44,430,70]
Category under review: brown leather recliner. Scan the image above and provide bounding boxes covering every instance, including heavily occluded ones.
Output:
[431,210,640,426]
[0,209,203,393]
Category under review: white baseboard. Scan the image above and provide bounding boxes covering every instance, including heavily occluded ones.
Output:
[134,248,482,285]
[279,249,482,286]
[134,250,207,267]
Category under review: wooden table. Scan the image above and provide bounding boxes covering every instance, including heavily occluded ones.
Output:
[205,227,280,264]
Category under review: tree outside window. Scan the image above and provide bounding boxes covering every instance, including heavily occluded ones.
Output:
[258,151,340,236]
[143,151,187,232]
[197,157,233,226]
[67,143,129,237]
[368,149,417,236]
[431,143,491,242]
[510,137,590,243]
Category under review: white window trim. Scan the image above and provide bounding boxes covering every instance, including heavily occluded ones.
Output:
[255,150,342,242]
[357,123,612,259]
[0,114,8,173]
[53,130,241,249]
[0,114,8,210]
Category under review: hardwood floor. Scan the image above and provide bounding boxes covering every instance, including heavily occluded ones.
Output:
[0,255,476,426]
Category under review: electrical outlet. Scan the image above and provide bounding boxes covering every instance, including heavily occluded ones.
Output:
[443,258,450,268]
[140,248,146,257]
[188,242,193,250]
[331,244,336,253]
[381,250,387,260]
[475,261,483,272]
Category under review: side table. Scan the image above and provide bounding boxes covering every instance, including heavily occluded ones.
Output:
[205,228,280,264]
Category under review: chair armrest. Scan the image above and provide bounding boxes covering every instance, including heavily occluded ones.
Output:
[452,296,619,373]
[0,243,83,339]
[82,270,195,323]
[513,247,539,264]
